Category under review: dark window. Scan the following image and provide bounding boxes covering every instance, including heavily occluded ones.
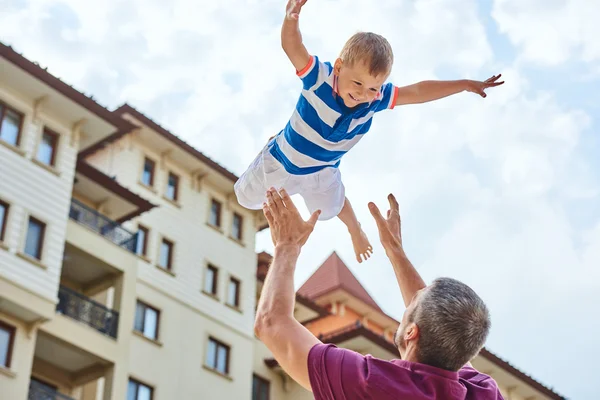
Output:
[0,102,23,147]
[158,239,173,270]
[0,320,16,368]
[134,301,160,340]
[0,200,8,242]
[127,378,153,400]
[24,217,45,260]
[232,213,243,241]
[206,337,230,375]
[227,277,240,308]
[141,158,155,187]
[204,265,218,295]
[36,128,59,166]
[252,374,270,400]
[135,225,149,256]
[166,172,179,201]
[209,199,221,227]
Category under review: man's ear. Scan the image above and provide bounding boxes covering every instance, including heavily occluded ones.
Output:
[404,322,419,342]
[334,58,343,76]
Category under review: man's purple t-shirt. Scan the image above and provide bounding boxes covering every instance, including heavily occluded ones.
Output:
[308,344,504,400]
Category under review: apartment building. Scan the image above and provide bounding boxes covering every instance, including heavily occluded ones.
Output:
[0,43,565,400]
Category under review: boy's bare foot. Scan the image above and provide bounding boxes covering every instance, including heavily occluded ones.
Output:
[350,228,373,263]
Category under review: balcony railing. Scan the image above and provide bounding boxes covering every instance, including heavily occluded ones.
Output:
[56,285,119,339]
[69,198,138,253]
[29,380,75,400]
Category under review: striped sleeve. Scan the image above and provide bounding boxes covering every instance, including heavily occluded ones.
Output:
[296,55,326,90]
[373,82,400,112]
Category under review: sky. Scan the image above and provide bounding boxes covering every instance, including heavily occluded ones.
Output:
[1,0,598,398]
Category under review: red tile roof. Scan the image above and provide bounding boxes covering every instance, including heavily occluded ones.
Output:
[298,252,383,312]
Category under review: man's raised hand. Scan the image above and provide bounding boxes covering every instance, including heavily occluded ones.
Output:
[263,188,320,248]
[368,194,403,251]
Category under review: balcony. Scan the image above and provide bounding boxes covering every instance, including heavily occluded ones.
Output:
[28,380,74,400]
[56,285,119,339]
[69,198,138,253]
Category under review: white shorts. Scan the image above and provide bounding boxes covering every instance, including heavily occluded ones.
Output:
[234,142,345,221]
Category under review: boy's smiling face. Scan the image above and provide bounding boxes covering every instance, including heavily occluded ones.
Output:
[334,58,389,107]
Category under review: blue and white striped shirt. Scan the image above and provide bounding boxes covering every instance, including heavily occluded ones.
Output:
[269,55,399,175]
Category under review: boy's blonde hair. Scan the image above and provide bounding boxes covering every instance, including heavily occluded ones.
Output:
[339,32,394,77]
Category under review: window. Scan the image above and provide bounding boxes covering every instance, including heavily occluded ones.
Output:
[135,225,149,256]
[252,374,270,400]
[24,217,45,260]
[204,264,218,295]
[0,103,23,147]
[158,239,173,270]
[165,172,179,201]
[134,301,160,340]
[127,378,153,400]
[206,337,230,375]
[0,200,8,242]
[0,320,16,368]
[232,213,243,241]
[36,128,59,166]
[227,277,240,308]
[209,199,221,227]
[141,157,155,187]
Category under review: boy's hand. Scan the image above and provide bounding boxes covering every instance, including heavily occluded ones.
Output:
[286,0,307,20]
[465,74,504,98]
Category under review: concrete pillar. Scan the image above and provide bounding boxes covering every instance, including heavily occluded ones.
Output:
[0,316,37,400]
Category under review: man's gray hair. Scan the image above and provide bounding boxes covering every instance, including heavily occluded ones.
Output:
[410,277,491,371]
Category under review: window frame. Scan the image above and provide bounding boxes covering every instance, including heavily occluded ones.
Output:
[24,216,46,261]
[227,276,241,309]
[0,100,25,148]
[0,320,16,369]
[165,172,179,202]
[158,238,174,271]
[252,374,271,400]
[127,377,154,400]
[36,127,60,167]
[134,300,160,341]
[232,212,243,241]
[206,337,230,375]
[141,157,156,187]
[209,199,222,228]
[204,264,219,296]
[136,225,149,257]
[0,199,9,243]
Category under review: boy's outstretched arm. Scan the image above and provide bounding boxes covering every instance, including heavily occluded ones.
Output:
[282,0,311,72]
[394,75,504,106]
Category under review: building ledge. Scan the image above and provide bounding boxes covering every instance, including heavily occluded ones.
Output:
[16,252,48,270]
[202,364,232,381]
[0,365,17,379]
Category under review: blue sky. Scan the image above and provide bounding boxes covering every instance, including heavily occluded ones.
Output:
[1,0,598,398]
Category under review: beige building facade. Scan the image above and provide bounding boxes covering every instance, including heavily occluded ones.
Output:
[0,43,565,400]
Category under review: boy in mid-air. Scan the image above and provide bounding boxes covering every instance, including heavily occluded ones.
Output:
[234,0,504,263]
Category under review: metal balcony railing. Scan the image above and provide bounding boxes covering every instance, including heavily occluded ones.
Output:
[56,285,119,339]
[69,198,138,253]
[29,380,75,400]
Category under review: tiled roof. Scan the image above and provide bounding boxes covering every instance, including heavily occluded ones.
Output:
[297,252,383,312]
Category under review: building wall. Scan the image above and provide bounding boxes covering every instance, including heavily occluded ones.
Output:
[129,280,255,399]
[85,135,258,334]
[0,85,77,305]
[85,134,261,398]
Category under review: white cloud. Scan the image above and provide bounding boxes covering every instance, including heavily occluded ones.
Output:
[492,0,600,66]
[2,0,598,398]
